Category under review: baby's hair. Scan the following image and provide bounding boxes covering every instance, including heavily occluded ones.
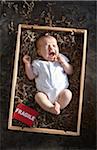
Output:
[35,34,57,50]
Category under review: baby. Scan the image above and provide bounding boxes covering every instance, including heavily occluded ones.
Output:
[23,35,73,115]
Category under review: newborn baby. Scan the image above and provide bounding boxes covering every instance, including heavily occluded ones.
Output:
[23,35,73,115]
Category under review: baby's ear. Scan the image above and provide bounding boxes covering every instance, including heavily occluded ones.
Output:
[37,49,41,56]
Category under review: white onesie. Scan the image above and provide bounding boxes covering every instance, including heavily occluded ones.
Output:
[32,54,69,103]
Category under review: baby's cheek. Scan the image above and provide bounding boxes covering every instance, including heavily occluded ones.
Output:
[45,46,48,54]
[56,48,59,55]
[45,45,48,51]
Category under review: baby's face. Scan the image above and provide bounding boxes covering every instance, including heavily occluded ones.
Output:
[37,36,59,61]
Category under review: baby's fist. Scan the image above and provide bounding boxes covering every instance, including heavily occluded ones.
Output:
[23,55,31,64]
[57,54,65,63]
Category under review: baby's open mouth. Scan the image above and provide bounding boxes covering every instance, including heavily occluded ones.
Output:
[49,52,55,57]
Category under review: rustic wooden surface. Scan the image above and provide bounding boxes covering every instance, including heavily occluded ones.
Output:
[0,1,96,150]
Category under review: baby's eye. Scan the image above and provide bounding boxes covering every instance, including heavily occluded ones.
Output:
[53,45,56,47]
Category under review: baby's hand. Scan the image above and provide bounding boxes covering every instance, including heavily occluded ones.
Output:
[23,55,31,64]
[53,55,58,61]
[57,54,65,64]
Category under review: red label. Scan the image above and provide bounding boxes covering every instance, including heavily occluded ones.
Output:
[13,103,39,126]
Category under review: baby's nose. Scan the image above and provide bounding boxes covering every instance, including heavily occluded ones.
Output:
[49,45,53,50]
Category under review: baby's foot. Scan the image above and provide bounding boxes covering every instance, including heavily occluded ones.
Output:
[49,102,60,115]
[54,101,60,115]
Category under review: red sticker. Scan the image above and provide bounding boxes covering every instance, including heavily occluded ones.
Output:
[13,103,39,126]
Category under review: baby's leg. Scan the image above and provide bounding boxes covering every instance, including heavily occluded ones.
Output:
[57,89,72,109]
[35,92,60,115]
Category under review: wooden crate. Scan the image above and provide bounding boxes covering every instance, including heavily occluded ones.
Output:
[8,24,87,136]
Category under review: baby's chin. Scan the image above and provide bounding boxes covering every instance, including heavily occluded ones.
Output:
[47,55,57,61]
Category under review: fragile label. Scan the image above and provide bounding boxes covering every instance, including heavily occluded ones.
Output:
[13,103,39,126]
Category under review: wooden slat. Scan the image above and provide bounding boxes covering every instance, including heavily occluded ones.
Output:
[8,126,79,136]
[21,24,85,33]
[77,30,87,134]
[8,24,22,128]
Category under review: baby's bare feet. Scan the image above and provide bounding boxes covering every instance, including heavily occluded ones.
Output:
[48,102,60,115]
[54,101,60,115]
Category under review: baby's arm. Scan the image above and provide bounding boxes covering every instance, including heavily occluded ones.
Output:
[23,55,36,80]
[57,54,73,75]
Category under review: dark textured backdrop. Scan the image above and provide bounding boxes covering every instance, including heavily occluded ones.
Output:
[0,1,96,150]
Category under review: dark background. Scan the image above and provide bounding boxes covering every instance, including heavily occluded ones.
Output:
[0,1,96,150]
